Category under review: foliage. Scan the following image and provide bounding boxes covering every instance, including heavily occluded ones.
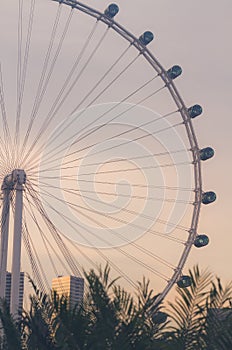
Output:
[165,266,232,350]
[0,265,231,349]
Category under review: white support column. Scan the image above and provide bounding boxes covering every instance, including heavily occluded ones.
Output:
[0,188,11,299]
[10,170,25,316]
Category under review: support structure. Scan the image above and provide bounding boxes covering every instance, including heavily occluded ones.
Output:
[0,170,26,316]
[0,183,11,299]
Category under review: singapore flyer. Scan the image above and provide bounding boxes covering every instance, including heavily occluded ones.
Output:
[0,0,216,315]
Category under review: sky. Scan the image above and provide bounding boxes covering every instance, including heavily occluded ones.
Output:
[0,0,231,302]
[104,0,232,281]
[51,0,232,283]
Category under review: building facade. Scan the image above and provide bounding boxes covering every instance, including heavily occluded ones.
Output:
[52,275,84,308]
[5,271,24,315]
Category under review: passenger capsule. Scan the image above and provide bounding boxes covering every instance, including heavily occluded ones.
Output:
[139,31,154,46]
[194,234,209,248]
[167,65,182,80]
[202,191,216,205]
[188,104,203,118]
[177,275,192,288]
[152,312,168,324]
[200,147,214,161]
[104,3,119,18]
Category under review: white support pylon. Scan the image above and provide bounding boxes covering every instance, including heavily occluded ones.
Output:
[0,187,11,299]
[10,170,26,317]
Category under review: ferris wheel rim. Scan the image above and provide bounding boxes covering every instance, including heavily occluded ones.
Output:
[50,0,202,306]
[0,0,205,308]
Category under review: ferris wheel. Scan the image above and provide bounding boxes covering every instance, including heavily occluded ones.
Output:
[0,0,216,315]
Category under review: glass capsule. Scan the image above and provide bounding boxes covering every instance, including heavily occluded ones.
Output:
[202,191,216,205]
[167,65,182,80]
[104,4,119,18]
[188,104,203,118]
[194,234,209,248]
[139,31,154,45]
[177,275,192,288]
[200,147,214,161]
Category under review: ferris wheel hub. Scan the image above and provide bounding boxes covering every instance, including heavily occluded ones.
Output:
[2,169,26,190]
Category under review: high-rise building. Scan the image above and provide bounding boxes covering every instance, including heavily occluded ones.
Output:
[5,271,24,315]
[52,275,84,308]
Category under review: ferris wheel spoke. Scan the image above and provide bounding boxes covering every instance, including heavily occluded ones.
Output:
[23,224,50,292]
[20,20,99,167]
[39,44,137,154]
[41,120,184,171]
[24,191,95,299]
[74,181,193,194]
[63,149,187,170]
[14,0,24,158]
[26,183,83,277]
[10,195,48,292]
[27,181,137,288]
[34,177,192,205]
[28,174,194,193]
[24,191,69,279]
[43,20,99,120]
[22,228,47,293]
[71,53,140,116]
[30,177,193,215]
[21,9,75,163]
[19,3,63,160]
[39,192,170,281]
[28,178,190,234]
[22,45,163,170]
[15,0,36,167]
[27,148,190,175]
[25,106,179,173]
[63,201,170,280]
[34,170,193,204]
[0,64,11,166]
[41,46,139,155]
[70,45,132,111]
[0,0,207,307]
[19,7,74,165]
[22,43,137,169]
[74,161,191,178]
[0,64,11,142]
[27,144,187,176]
[35,183,188,250]
[75,121,184,162]
[27,186,118,284]
[64,233,137,289]
[17,0,35,126]
[45,70,160,158]
[22,24,110,167]
[68,82,164,149]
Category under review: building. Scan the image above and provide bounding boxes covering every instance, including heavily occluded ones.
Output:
[52,275,84,308]
[5,271,24,315]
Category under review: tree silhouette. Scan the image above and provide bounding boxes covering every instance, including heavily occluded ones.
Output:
[0,265,231,349]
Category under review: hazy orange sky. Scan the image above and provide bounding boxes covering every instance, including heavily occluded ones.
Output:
[109,0,232,282]
[0,0,231,302]
[56,0,231,284]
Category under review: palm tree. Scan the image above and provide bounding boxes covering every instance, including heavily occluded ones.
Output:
[165,265,232,350]
[0,298,22,350]
[80,264,167,349]
[201,277,232,350]
[22,279,58,349]
[0,264,231,349]
[52,264,167,349]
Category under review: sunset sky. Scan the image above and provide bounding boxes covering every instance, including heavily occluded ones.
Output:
[62,0,232,282]
[107,0,232,281]
[0,0,231,303]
